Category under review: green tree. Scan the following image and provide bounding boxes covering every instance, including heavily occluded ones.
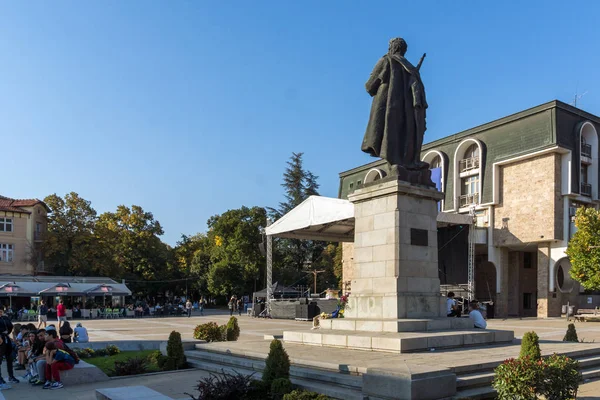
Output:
[95,205,172,294]
[566,207,600,290]
[206,206,266,297]
[268,152,330,289]
[43,192,100,275]
[520,331,541,360]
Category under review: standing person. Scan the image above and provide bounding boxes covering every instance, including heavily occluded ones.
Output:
[199,297,205,316]
[0,308,19,386]
[37,300,48,329]
[237,298,243,317]
[185,300,192,318]
[56,300,66,330]
[59,321,73,343]
[446,292,461,318]
[228,296,235,316]
[73,323,88,343]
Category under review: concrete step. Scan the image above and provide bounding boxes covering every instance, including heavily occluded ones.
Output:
[576,354,600,369]
[186,353,364,400]
[582,366,600,381]
[456,371,493,389]
[453,386,496,400]
[185,350,363,391]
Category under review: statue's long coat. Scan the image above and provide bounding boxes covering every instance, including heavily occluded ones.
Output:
[361,53,428,169]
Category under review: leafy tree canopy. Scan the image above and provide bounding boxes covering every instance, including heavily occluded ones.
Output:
[566,207,600,290]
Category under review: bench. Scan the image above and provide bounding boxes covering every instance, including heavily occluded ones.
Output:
[574,308,600,322]
[61,360,110,386]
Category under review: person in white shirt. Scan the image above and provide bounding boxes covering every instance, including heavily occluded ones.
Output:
[73,323,89,343]
[446,292,461,317]
[468,301,487,329]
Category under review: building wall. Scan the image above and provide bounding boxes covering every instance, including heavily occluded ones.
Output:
[494,153,563,246]
[341,242,354,292]
[0,214,34,274]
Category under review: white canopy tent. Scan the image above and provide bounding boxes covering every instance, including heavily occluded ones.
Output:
[266,196,355,242]
[266,195,473,242]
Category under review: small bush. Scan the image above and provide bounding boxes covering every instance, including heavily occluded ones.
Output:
[75,348,95,358]
[283,390,332,400]
[493,357,540,400]
[262,339,290,386]
[147,350,164,366]
[540,354,580,399]
[106,344,120,355]
[94,348,108,357]
[167,331,187,369]
[520,331,541,360]
[187,371,259,400]
[271,378,293,400]
[219,325,228,341]
[563,323,579,342]
[194,322,224,342]
[226,316,240,341]
[112,357,147,376]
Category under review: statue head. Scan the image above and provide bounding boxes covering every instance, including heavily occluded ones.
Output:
[388,38,407,56]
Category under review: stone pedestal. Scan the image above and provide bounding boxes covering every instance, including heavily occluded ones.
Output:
[343,178,445,323]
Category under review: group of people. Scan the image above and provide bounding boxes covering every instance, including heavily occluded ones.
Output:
[446,291,487,329]
[0,308,88,390]
[228,296,244,316]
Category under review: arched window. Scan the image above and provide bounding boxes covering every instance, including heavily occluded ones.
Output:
[460,144,480,172]
[454,139,483,210]
[430,155,442,169]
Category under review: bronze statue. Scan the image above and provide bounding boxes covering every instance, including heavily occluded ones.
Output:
[361,38,433,186]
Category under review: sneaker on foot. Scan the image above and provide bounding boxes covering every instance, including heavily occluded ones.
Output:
[0,383,11,390]
[43,380,52,389]
[50,382,63,390]
[0,378,6,385]
[31,379,44,386]
[8,377,19,384]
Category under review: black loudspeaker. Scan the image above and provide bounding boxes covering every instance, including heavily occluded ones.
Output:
[307,303,318,319]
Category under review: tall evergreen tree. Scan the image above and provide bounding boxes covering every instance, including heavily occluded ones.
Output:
[268,153,333,292]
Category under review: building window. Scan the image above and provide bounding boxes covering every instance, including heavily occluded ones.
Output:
[430,155,442,169]
[0,218,12,232]
[523,293,533,310]
[581,165,592,196]
[349,182,354,190]
[460,144,480,172]
[460,176,479,207]
[357,180,362,186]
[582,137,592,159]
[0,244,13,262]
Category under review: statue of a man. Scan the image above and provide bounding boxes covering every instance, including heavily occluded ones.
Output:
[361,38,432,185]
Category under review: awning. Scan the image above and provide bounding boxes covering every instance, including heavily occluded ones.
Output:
[84,284,131,296]
[266,196,355,242]
[436,212,474,227]
[38,283,82,296]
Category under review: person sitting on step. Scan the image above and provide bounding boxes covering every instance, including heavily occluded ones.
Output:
[446,292,461,318]
[43,341,74,390]
[468,301,487,329]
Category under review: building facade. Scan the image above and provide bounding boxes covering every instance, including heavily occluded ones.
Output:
[339,100,600,318]
[0,196,50,275]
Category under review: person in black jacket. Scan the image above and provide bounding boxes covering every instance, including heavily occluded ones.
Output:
[0,308,19,386]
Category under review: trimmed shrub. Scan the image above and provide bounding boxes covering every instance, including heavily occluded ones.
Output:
[520,331,541,360]
[563,323,579,342]
[226,316,240,341]
[540,354,580,399]
[167,330,187,369]
[219,325,228,341]
[112,357,147,376]
[271,378,293,400]
[262,339,290,386]
[194,322,224,342]
[75,348,95,358]
[106,344,120,355]
[187,371,260,400]
[283,390,331,400]
[493,357,541,400]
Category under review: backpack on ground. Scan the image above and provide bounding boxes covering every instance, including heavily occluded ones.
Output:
[61,342,80,364]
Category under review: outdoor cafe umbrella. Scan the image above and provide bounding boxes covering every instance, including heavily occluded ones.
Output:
[84,284,131,306]
[0,283,22,309]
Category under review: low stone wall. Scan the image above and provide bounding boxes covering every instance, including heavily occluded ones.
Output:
[69,339,203,354]
[270,299,339,319]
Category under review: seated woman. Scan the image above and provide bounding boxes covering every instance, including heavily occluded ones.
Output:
[73,323,88,343]
[468,301,487,329]
[59,321,73,343]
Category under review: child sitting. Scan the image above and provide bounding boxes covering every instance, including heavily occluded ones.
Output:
[43,341,75,390]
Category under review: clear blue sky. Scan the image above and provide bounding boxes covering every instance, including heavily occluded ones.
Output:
[2,2,600,245]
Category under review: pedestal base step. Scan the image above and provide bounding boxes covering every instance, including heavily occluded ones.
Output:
[319,317,473,332]
[283,329,514,353]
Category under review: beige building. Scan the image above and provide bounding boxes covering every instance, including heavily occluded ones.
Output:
[0,195,50,275]
[339,101,600,318]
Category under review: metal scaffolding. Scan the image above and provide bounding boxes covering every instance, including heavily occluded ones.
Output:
[467,207,476,302]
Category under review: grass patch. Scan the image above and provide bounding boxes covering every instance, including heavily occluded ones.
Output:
[85,350,160,377]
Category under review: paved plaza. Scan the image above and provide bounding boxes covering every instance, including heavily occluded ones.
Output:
[0,311,599,399]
